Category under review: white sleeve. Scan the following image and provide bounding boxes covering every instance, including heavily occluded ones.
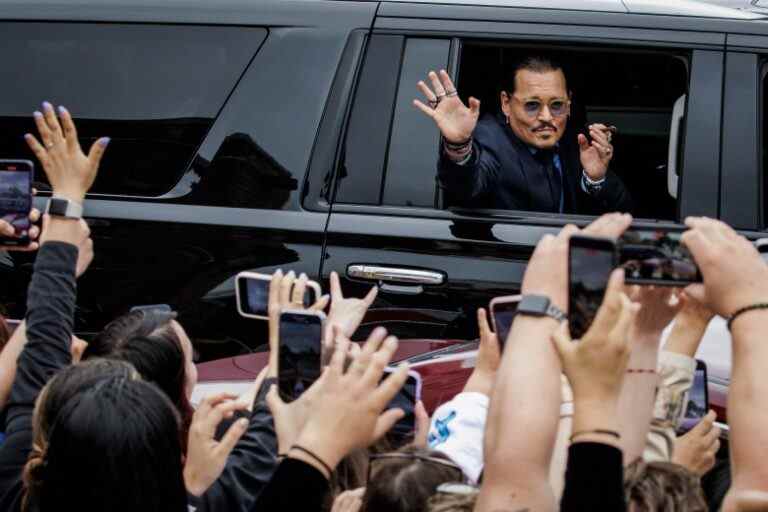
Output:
[427,391,489,484]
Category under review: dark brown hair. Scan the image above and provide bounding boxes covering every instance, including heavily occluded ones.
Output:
[503,55,566,96]
[362,446,463,512]
[624,460,707,512]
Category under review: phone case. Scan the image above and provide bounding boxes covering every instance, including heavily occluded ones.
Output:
[235,271,324,320]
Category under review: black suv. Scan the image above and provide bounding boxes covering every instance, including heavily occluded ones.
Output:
[1,0,768,361]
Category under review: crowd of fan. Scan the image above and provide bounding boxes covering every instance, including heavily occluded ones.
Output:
[0,104,767,512]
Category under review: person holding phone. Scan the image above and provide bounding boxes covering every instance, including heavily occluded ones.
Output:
[414,58,632,215]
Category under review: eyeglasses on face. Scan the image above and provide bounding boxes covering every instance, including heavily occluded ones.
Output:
[513,96,570,119]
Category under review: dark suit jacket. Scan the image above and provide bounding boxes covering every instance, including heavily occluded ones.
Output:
[438,113,633,215]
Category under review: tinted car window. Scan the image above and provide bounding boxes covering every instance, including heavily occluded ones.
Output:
[0,23,266,197]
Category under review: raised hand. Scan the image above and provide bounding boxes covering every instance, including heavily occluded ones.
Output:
[324,271,377,344]
[184,393,249,496]
[463,308,501,396]
[413,69,480,144]
[25,102,109,202]
[578,124,615,181]
[672,410,720,476]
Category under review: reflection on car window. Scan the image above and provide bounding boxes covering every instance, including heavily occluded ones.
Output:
[0,23,265,197]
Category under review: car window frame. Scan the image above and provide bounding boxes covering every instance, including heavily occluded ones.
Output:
[328,18,724,226]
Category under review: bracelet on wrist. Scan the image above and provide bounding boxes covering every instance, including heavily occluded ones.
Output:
[569,429,621,443]
[289,445,333,478]
[443,136,472,152]
[626,368,657,375]
[727,303,768,330]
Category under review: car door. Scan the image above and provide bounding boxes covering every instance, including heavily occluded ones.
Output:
[320,4,725,342]
[0,1,377,363]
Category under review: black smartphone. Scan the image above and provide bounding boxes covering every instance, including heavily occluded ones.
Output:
[569,235,617,340]
[236,271,321,320]
[680,360,709,432]
[383,369,422,443]
[489,295,521,351]
[619,230,702,286]
[278,310,325,402]
[0,160,33,246]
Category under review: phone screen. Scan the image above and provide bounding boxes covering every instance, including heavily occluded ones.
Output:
[680,362,708,431]
[569,236,616,340]
[383,370,421,443]
[278,311,323,402]
[237,275,318,318]
[0,160,32,244]
[619,230,701,285]
[492,300,520,351]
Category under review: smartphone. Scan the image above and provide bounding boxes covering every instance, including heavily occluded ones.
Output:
[680,360,709,432]
[0,160,33,246]
[619,230,702,286]
[278,309,325,402]
[569,235,617,340]
[383,369,423,442]
[236,271,322,320]
[489,294,521,351]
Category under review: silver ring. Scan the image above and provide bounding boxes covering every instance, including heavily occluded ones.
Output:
[45,142,54,149]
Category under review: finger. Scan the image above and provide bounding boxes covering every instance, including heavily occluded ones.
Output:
[349,327,385,377]
[205,400,247,432]
[24,134,49,170]
[268,270,283,315]
[417,80,437,101]
[703,424,721,447]
[57,105,79,149]
[468,97,481,117]
[590,140,611,155]
[32,111,54,149]
[371,361,408,410]
[363,285,378,307]
[198,392,239,417]
[41,102,63,142]
[214,417,249,457]
[412,400,430,448]
[589,128,610,147]
[329,328,349,377]
[27,224,40,242]
[551,322,573,359]
[0,221,14,237]
[373,408,406,441]
[681,230,713,268]
[265,384,285,415]
[310,294,330,312]
[438,69,457,93]
[477,307,492,337]
[413,99,437,118]
[608,293,639,351]
[87,137,110,170]
[362,335,400,389]
[577,133,590,151]
[28,208,41,224]
[583,213,632,240]
[280,270,296,306]
[589,269,627,333]
[292,273,308,305]
[330,271,343,301]
[428,71,446,97]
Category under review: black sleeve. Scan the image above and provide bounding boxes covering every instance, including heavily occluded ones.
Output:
[560,442,626,512]
[577,171,634,216]
[437,138,502,205]
[196,392,279,512]
[249,458,329,512]
[0,242,78,509]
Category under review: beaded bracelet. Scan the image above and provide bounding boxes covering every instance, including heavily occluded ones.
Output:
[627,368,657,375]
[727,303,768,330]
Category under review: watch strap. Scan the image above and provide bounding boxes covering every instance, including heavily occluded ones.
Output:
[47,196,83,219]
[545,302,568,323]
[517,294,568,323]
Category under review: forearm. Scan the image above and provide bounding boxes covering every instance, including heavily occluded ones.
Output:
[727,311,768,492]
[477,317,561,512]
[663,315,710,357]
[0,321,26,411]
[617,334,661,464]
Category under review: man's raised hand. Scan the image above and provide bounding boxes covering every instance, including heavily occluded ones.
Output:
[413,69,480,144]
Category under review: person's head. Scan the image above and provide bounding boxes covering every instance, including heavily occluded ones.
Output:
[625,460,707,512]
[23,360,187,512]
[426,484,478,512]
[83,309,197,448]
[362,446,465,512]
[500,56,570,150]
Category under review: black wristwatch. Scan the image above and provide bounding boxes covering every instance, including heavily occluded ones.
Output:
[46,195,83,219]
[517,294,568,323]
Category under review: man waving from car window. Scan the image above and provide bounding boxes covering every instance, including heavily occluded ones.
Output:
[413,56,633,215]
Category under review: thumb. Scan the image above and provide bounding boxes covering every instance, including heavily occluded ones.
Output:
[551,322,573,361]
[216,417,249,456]
[468,97,481,117]
[265,384,284,415]
[412,401,430,448]
[577,133,590,151]
[372,408,405,442]
[693,410,717,434]
[87,137,110,170]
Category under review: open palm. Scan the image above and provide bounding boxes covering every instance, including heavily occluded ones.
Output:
[413,69,480,144]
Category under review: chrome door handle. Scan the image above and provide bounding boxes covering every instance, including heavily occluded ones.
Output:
[347,265,445,285]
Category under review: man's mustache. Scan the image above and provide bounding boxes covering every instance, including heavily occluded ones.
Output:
[533,123,557,132]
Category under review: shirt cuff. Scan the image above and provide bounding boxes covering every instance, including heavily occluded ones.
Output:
[581,171,606,194]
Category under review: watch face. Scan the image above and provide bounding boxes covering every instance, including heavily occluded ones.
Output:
[519,295,550,315]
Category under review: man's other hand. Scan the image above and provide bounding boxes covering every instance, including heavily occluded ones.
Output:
[579,123,614,181]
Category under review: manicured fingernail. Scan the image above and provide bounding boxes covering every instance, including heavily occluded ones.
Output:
[58,106,68,115]
[33,111,43,119]
[42,102,53,112]
[98,137,110,147]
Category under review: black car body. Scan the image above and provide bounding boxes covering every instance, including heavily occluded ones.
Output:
[1,0,768,364]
